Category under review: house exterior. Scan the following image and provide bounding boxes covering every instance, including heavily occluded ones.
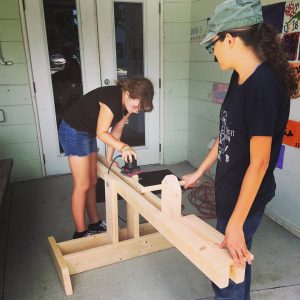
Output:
[0,0,299,235]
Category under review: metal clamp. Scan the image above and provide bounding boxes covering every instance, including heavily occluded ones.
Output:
[0,109,6,122]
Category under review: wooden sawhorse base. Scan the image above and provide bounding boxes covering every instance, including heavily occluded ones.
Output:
[48,223,172,296]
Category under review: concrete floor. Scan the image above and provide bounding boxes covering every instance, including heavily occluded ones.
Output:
[1,162,300,300]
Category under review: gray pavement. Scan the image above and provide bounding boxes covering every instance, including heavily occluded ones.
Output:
[1,162,300,300]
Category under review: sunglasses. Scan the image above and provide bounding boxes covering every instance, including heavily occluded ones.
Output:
[205,37,221,54]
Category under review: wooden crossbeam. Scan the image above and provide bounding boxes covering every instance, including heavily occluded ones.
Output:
[63,232,172,275]
[48,154,247,295]
[48,225,171,294]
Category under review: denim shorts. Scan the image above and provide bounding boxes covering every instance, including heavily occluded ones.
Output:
[58,120,97,156]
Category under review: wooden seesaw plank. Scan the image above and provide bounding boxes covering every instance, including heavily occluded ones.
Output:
[181,215,246,284]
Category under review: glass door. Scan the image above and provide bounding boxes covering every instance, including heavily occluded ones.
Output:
[43,0,83,151]
[114,2,145,147]
[25,0,103,175]
[97,0,160,164]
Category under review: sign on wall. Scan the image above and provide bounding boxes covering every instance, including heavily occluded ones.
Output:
[190,20,208,43]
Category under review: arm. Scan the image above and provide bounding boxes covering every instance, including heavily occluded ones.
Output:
[221,136,272,267]
[182,137,219,189]
[96,104,136,163]
[106,113,131,162]
[96,103,126,152]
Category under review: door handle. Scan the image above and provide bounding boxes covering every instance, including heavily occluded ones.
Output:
[0,109,6,122]
[104,79,110,85]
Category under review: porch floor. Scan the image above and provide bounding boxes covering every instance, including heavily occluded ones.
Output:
[1,162,300,300]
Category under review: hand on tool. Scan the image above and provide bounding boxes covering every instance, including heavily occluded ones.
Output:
[121,144,137,163]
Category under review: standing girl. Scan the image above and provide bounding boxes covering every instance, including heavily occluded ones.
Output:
[59,77,154,239]
[182,1,297,299]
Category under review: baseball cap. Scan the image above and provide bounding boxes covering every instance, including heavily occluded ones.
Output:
[200,0,263,44]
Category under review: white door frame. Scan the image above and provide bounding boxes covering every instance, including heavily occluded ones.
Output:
[24,0,105,175]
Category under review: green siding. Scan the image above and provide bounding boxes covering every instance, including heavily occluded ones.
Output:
[0,0,20,19]
[0,86,31,105]
[1,42,27,63]
[0,0,42,181]
[163,0,191,163]
[0,124,38,144]
[0,64,29,85]
[0,20,23,41]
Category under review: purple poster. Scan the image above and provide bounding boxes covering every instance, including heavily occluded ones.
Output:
[276,145,285,169]
[212,83,229,105]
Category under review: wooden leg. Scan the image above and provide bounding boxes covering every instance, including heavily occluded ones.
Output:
[104,176,119,243]
[48,237,73,296]
[126,174,139,239]
[126,203,139,239]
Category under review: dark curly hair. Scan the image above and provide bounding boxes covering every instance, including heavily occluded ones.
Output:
[218,23,298,98]
[117,77,154,112]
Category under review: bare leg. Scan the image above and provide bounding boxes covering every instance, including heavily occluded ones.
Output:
[68,155,91,232]
[85,152,99,224]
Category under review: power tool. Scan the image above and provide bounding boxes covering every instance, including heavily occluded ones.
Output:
[121,158,142,177]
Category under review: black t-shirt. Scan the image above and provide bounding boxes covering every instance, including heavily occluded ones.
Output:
[63,85,123,136]
[215,62,290,220]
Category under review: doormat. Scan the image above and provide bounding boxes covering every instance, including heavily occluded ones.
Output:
[96,169,180,203]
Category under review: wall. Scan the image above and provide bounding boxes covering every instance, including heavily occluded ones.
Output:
[188,0,300,236]
[0,0,43,181]
[162,0,191,163]
[188,0,230,171]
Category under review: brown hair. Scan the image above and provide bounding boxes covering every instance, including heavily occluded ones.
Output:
[117,77,154,112]
[218,23,298,98]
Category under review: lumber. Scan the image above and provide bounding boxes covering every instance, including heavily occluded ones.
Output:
[64,232,172,275]
[48,237,73,296]
[126,174,140,239]
[58,223,158,255]
[48,154,247,295]
[126,203,140,239]
[161,175,182,218]
[181,215,246,283]
[113,177,233,287]
[104,176,119,243]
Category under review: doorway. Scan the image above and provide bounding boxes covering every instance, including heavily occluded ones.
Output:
[24,0,160,175]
